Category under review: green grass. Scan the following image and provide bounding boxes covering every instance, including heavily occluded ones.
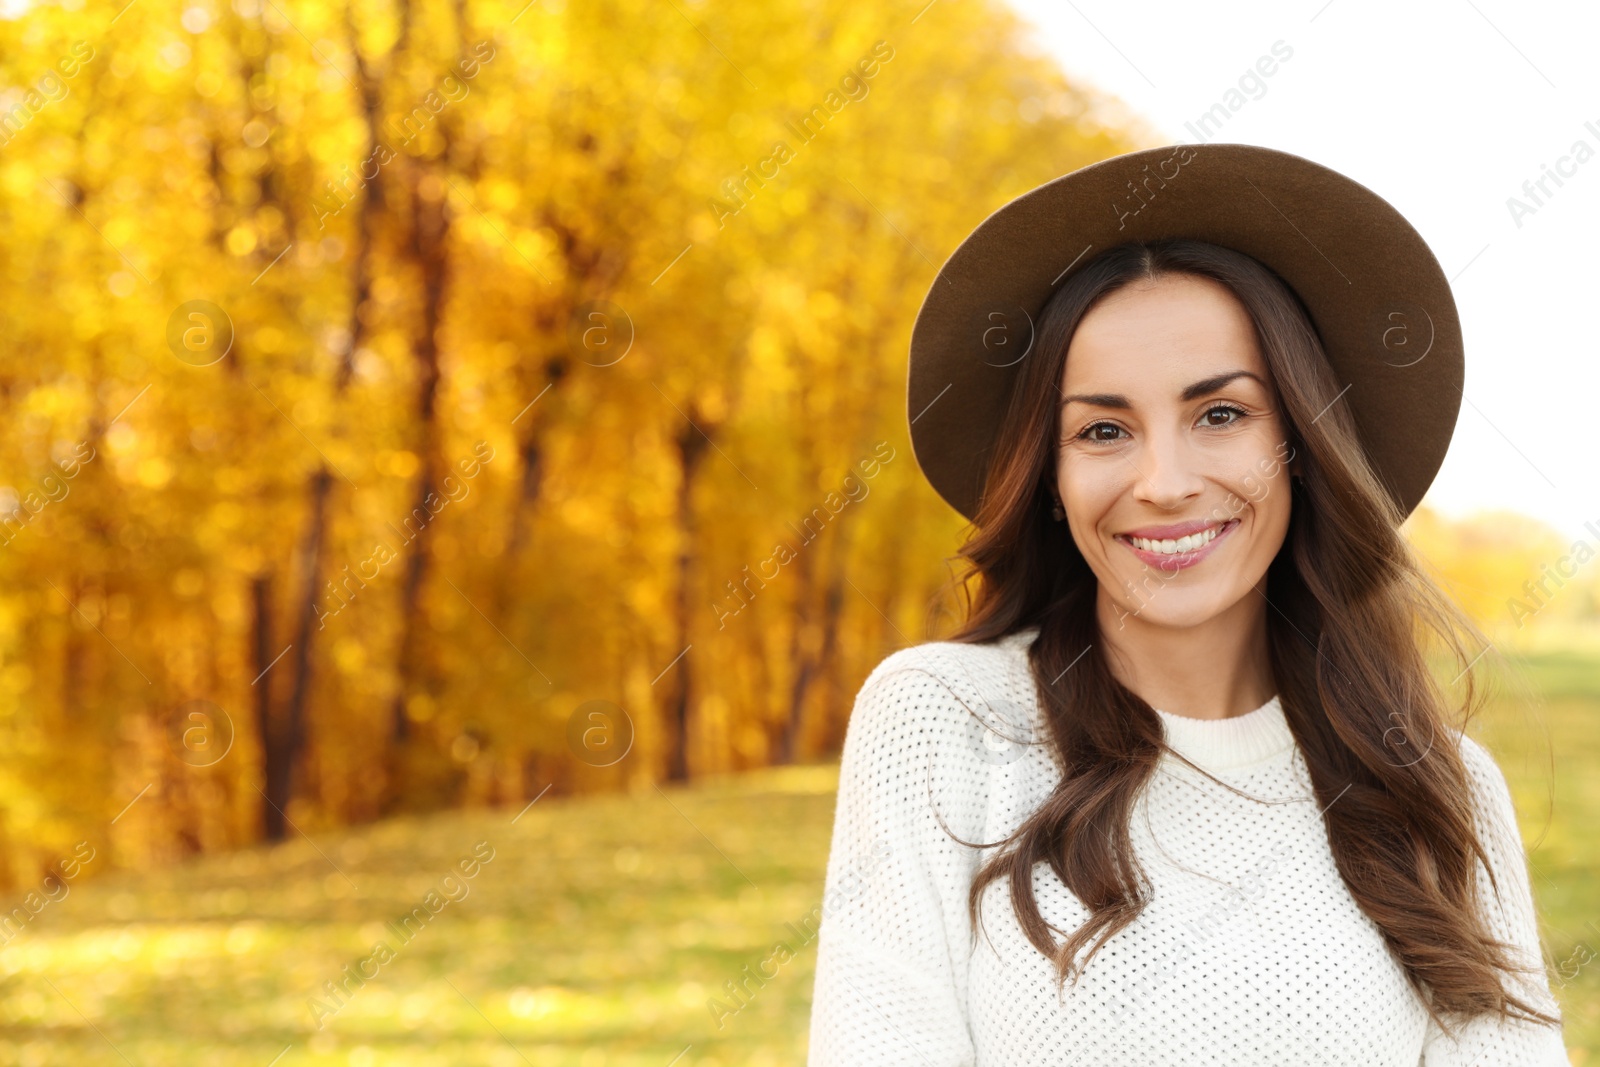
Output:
[1470,652,1600,1061]
[0,766,843,1066]
[0,653,1594,1065]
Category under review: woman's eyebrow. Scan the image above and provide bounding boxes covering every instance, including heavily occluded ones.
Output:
[1060,370,1266,409]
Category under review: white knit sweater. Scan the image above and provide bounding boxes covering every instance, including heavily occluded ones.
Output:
[806,627,1568,1065]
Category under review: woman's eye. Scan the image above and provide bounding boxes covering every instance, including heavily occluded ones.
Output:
[1075,422,1127,443]
[1202,404,1248,427]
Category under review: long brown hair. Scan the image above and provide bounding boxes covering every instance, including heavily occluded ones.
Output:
[939,238,1559,1036]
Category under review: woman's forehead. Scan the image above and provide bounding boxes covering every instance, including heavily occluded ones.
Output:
[1062,275,1267,391]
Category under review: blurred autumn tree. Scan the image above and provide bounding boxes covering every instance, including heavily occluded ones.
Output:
[0,0,1147,885]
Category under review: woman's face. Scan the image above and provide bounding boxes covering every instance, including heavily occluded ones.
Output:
[1055,272,1298,631]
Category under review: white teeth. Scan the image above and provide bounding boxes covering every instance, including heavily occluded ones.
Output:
[1129,523,1226,555]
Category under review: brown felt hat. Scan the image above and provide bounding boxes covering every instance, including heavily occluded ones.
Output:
[907,142,1462,525]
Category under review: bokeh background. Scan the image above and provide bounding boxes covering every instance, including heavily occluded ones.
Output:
[0,0,1595,1063]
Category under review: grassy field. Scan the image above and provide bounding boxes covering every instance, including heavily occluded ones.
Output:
[0,652,1595,1065]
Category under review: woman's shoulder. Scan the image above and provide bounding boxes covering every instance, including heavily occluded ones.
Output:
[844,627,1042,763]
[1454,731,1502,782]
[1451,730,1527,839]
[837,627,1044,839]
[856,626,1038,704]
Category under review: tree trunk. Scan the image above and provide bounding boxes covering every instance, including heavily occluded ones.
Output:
[777,527,817,764]
[497,356,568,614]
[665,401,713,781]
[265,468,330,840]
[250,574,278,838]
[778,530,848,764]
[384,0,473,759]
[252,2,386,838]
[387,159,451,746]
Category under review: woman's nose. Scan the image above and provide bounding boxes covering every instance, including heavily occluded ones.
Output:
[1131,433,1204,510]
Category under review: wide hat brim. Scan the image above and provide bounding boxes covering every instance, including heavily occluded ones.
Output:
[907,142,1462,525]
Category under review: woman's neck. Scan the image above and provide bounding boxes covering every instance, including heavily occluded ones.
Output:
[1093,578,1277,720]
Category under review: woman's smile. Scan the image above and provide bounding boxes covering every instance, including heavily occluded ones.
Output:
[1114,517,1239,571]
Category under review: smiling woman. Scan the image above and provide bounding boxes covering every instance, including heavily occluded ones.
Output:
[807,144,1570,1066]
[1054,271,1300,662]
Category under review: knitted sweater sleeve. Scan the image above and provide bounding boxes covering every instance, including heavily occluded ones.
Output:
[1420,735,1569,1065]
[806,648,991,1066]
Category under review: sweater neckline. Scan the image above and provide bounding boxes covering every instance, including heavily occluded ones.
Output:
[998,627,1296,772]
[1153,695,1293,771]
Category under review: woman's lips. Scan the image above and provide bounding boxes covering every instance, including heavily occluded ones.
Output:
[1114,518,1239,572]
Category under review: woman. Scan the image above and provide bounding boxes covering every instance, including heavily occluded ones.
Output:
[806,145,1568,1064]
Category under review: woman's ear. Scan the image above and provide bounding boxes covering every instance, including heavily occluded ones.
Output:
[1284,440,1303,481]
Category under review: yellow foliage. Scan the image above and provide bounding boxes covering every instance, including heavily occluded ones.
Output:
[0,0,1175,882]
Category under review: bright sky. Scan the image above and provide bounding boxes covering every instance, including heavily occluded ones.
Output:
[1004,0,1599,543]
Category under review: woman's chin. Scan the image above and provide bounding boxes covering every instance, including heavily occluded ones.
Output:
[1106,583,1246,632]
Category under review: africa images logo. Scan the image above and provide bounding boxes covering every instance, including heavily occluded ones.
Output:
[1112,144,1200,231]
